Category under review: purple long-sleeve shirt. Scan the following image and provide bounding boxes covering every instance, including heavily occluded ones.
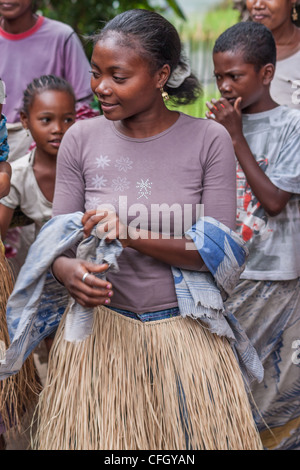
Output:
[53,113,237,313]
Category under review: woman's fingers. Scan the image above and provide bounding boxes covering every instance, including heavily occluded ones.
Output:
[53,256,114,308]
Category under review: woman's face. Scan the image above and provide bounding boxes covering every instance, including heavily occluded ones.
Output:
[246,0,293,30]
[90,33,164,124]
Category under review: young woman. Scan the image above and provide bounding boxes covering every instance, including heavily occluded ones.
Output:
[27,10,263,450]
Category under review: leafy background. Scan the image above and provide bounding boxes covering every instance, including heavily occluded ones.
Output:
[34,0,241,117]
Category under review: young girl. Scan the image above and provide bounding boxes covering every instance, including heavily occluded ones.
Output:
[0,74,76,449]
[0,74,76,257]
[5,10,263,450]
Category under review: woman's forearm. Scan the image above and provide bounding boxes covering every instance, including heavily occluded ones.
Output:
[127,229,204,270]
[83,210,204,270]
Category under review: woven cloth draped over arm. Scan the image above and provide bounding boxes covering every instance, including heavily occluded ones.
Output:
[0,212,122,380]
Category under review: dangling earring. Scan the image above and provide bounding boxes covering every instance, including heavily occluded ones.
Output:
[25,128,30,137]
[292,3,298,21]
[160,87,169,101]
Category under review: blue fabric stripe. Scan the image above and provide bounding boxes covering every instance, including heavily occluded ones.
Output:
[110,307,180,323]
[0,115,9,162]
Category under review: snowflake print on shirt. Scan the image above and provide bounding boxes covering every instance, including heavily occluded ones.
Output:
[96,155,111,169]
[136,178,152,199]
[112,176,130,192]
[92,175,108,189]
[115,156,133,172]
[86,196,103,211]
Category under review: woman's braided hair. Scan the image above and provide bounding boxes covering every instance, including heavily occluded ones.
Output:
[92,9,202,105]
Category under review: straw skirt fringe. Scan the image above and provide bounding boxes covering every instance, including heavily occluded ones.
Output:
[33,306,262,450]
[0,250,41,435]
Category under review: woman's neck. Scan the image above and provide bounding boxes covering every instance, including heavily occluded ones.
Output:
[0,12,38,34]
[272,22,300,60]
[115,107,179,139]
[271,19,295,44]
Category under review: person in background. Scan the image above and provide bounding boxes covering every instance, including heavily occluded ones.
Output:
[206,21,300,450]
[234,0,300,108]
[0,75,76,246]
[0,0,96,161]
[0,76,75,350]
[0,79,11,201]
[0,77,39,451]
[0,0,98,274]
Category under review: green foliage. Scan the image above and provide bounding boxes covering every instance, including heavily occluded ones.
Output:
[201,6,240,41]
[168,85,220,119]
[36,0,185,37]
[36,0,185,58]
[169,1,239,117]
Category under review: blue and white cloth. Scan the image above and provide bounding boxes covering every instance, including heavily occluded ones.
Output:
[173,218,264,387]
[0,114,9,162]
[0,213,263,387]
[0,212,122,379]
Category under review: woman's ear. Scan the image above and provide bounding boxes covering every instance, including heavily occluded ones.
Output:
[262,63,275,85]
[157,64,171,89]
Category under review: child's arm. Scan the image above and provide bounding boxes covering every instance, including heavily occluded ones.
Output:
[0,161,11,198]
[206,97,291,216]
[0,203,14,240]
[0,104,11,197]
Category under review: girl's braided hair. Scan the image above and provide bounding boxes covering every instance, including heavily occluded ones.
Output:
[21,74,76,115]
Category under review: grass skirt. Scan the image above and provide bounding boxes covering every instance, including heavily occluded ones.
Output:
[33,305,262,450]
[0,248,41,436]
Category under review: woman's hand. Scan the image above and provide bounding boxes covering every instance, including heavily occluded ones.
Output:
[82,209,130,247]
[52,256,113,308]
